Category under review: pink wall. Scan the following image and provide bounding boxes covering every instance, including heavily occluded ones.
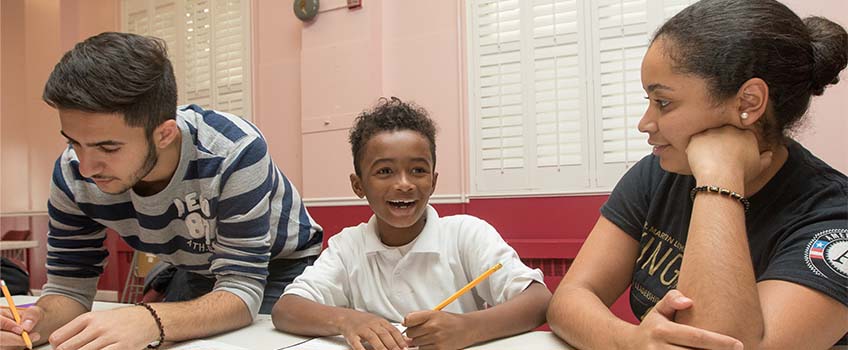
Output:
[290,0,847,201]
[299,0,385,199]
[293,0,466,200]
[24,0,63,214]
[0,0,119,290]
[1,0,118,214]
[1,0,29,213]
[381,1,467,198]
[251,1,305,189]
[783,0,848,174]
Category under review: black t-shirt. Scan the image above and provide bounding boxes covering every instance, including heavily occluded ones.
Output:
[601,140,848,342]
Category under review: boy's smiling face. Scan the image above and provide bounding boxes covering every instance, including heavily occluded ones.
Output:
[350,130,438,245]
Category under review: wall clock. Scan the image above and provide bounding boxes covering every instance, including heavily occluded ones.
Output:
[294,0,319,21]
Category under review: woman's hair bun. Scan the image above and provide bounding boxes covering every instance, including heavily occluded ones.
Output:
[804,16,848,96]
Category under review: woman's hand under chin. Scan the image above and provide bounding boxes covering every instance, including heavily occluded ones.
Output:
[685,125,773,191]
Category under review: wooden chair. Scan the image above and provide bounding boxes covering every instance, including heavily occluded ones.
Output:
[120,251,159,303]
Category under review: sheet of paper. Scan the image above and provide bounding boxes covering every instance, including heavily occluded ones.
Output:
[281,336,350,350]
[165,339,250,350]
[281,324,409,350]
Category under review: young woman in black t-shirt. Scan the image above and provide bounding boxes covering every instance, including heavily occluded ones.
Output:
[547,1,848,349]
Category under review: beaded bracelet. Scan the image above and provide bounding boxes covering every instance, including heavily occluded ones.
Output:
[137,302,165,349]
[689,185,750,212]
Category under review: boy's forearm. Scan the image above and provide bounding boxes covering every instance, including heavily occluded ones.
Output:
[462,282,551,345]
[547,285,635,350]
[273,294,352,337]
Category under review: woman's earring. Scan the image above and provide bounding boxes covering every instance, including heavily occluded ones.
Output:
[741,112,749,120]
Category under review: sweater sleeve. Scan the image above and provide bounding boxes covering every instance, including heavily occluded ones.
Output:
[42,153,107,310]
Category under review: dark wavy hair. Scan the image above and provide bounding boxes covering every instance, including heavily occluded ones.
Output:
[349,97,438,176]
[653,0,847,144]
[43,32,177,137]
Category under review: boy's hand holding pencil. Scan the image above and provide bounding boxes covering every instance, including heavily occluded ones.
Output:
[402,310,474,350]
[1,280,41,349]
[402,263,503,349]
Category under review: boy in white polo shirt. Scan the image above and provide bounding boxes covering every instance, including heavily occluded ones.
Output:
[272,97,551,350]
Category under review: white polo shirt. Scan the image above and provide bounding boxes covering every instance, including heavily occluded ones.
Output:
[283,206,545,322]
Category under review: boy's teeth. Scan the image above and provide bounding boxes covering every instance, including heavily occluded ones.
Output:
[389,200,415,208]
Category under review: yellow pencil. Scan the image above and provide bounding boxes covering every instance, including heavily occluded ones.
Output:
[401,263,503,335]
[1,280,33,350]
[433,263,503,311]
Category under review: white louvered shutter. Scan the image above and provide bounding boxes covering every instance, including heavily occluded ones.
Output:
[591,0,652,187]
[184,0,213,107]
[469,0,699,195]
[151,2,178,52]
[125,4,151,35]
[210,0,250,117]
[592,0,695,187]
[530,0,591,190]
[124,1,179,53]
[472,0,529,191]
[123,0,251,120]
[124,0,185,102]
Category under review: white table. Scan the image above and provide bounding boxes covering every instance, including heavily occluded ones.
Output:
[5,296,572,350]
[204,316,572,350]
[7,296,848,350]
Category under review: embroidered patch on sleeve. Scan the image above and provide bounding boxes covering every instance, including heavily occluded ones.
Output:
[805,228,848,280]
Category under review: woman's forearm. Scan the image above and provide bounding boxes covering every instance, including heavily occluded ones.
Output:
[675,185,764,347]
[547,285,636,350]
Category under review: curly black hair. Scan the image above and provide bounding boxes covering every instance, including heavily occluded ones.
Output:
[349,97,437,176]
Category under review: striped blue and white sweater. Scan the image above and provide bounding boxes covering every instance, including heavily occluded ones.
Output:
[44,105,322,317]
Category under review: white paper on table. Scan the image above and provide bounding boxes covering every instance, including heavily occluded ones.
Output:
[164,339,250,350]
[281,324,412,350]
[281,335,349,350]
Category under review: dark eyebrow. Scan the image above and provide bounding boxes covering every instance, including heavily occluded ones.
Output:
[371,158,393,165]
[646,83,674,93]
[370,157,432,167]
[60,131,125,147]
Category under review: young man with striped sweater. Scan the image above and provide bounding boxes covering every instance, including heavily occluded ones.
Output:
[0,32,322,349]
